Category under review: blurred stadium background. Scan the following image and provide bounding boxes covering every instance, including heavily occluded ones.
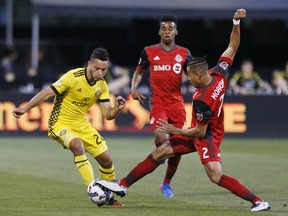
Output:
[1,0,288,81]
[1,0,288,137]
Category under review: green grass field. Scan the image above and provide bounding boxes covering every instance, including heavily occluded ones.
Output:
[0,137,287,216]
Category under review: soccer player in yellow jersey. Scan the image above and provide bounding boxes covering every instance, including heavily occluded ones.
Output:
[12,47,126,206]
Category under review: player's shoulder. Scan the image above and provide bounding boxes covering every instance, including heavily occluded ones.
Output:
[69,67,86,78]
[195,75,226,102]
[61,68,85,80]
[193,91,212,112]
[174,44,190,52]
[98,78,108,85]
[145,44,161,50]
[174,45,191,58]
[97,78,109,89]
[209,57,233,78]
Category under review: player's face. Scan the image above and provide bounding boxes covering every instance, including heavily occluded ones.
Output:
[159,21,177,44]
[187,67,201,88]
[88,58,109,81]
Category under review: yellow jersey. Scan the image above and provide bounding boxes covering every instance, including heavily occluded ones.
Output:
[48,67,110,126]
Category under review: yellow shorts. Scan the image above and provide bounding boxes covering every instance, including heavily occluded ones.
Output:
[48,121,108,158]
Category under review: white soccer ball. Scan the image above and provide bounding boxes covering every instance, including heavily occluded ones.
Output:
[87,180,111,205]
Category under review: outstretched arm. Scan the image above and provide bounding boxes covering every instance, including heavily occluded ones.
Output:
[221,9,246,61]
[12,87,55,118]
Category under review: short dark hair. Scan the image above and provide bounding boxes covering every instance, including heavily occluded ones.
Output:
[90,47,109,61]
[159,14,178,25]
[188,56,208,72]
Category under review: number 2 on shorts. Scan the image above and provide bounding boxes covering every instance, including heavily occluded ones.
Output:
[202,147,209,159]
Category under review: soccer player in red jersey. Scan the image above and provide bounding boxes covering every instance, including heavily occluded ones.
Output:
[120,9,270,211]
[130,14,193,197]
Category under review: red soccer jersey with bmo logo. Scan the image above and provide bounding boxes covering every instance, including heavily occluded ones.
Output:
[137,44,192,110]
[191,56,233,146]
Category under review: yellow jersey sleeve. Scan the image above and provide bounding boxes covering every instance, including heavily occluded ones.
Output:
[98,80,110,102]
[51,72,75,94]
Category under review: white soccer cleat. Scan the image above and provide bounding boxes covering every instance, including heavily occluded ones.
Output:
[250,201,271,212]
[95,179,127,197]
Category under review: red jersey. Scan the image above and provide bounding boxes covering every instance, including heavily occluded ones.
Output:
[191,57,233,146]
[137,44,192,110]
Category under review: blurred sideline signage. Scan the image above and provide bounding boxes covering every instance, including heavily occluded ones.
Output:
[0,93,287,138]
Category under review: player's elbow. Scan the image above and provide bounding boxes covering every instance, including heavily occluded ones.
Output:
[229,44,239,55]
[43,88,55,100]
[194,128,207,138]
[195,132,205,138]
[104,110,118,121]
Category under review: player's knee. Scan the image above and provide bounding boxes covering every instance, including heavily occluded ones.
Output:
[69,138,85,156]
[209,175,220,184]
[152,142,172,161]
[205,162,223,184]
[154,136,169,147]
[99,156,113,168]
[154,130,169,146]
[207,171,222,184]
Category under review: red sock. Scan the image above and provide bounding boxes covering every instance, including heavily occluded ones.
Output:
[218,175,262,204]
[120,154,161,188]
[163,155,181,184]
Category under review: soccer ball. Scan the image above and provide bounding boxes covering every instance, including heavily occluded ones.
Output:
[87,180,111,205]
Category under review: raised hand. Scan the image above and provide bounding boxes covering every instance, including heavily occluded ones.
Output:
[234,9,246,20]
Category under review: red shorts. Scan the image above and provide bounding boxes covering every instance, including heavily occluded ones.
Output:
[194,138,222,164]
[169,136,222,164]
[169,135,196,155]
[150,109,186,130]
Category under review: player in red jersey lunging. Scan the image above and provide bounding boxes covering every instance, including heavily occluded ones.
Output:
[130,14,193,197]
[119,9,270,211]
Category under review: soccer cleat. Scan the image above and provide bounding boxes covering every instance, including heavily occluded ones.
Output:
[160,183,174,198]
[106,197,124,207]
[95,179,127,197]
[251,201,271,212]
